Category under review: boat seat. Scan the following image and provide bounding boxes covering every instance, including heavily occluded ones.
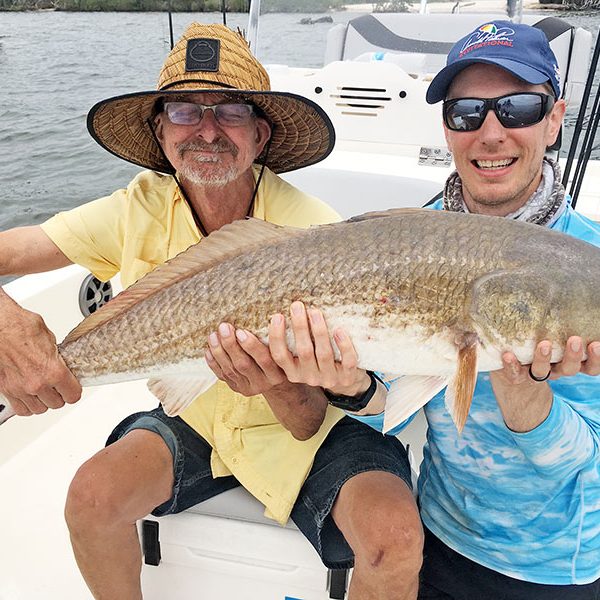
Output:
[185,485,299,529]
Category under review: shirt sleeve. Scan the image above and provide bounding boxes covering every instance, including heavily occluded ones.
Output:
[509,384,599,479]
[346,371,418,435]
[40,190,126,282]
[348,411,417,435]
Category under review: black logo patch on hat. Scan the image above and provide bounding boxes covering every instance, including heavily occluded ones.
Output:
[186,38,220,72]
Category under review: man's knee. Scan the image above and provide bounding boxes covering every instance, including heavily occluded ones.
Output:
[335,471,423,574]
[358,504,423,573]
[65,453,125,529]
[65,430,174,530]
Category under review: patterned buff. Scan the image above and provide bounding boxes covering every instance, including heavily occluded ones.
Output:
[443,157,567,227]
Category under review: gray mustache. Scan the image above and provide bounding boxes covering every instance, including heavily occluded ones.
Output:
[177,140,238,157]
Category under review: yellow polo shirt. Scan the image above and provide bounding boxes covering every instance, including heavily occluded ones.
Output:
[41,167,344,524]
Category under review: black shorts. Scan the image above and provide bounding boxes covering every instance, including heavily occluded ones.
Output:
[419,526,600,600]
[108,408,412,570]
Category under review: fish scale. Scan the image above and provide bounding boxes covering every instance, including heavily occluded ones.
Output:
[2,208,600,431]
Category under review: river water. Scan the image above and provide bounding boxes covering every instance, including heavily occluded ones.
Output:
[0,9,599,232]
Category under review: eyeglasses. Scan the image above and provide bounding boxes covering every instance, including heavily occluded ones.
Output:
[163,101,255,127]
[443,93,555,132]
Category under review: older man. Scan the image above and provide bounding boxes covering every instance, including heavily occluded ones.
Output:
[0,23,421,600]
[268,20,600,599]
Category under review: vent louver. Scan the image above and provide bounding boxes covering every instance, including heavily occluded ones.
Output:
[330,86,393,117]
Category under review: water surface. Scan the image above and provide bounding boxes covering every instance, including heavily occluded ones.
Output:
[0,10,598,232]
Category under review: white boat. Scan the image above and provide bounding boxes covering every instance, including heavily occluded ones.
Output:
[1,4,598,599]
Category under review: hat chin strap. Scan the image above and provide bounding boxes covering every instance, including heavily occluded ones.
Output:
[248,132,273,219]
[145,118,273,238]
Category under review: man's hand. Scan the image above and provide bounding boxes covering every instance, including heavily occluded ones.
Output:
[205,322,287,396]
[490,337,600,432]
[0,293,81,416]
[548,337,600,379]
[205,320,327,439]
[268,301,371,396]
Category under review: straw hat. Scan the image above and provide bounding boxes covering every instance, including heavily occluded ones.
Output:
[87,22,335,174]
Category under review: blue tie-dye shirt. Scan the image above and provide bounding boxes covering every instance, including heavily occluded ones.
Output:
[351,200,600,585]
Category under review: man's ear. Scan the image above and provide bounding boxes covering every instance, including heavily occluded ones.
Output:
[254,117,272,157]
[546,99,566,147]
[154,114,165,144]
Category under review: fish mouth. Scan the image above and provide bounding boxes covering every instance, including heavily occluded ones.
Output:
[473,158,517,170]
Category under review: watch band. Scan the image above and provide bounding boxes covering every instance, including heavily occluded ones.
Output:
[324,371,380,412]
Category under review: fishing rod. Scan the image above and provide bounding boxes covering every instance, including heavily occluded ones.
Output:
[167,0,174,49]
[165,0,227,45]
[570,75,600,208]
[562,27,600,207]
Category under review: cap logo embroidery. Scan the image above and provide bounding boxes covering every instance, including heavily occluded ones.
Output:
[459,24,515,57]
[185,38,220,72]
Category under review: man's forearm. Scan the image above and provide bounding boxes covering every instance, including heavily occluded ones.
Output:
[262,382,328,441]
[0,289,30,338]
[0,226,71,277]
[490,374,553,432]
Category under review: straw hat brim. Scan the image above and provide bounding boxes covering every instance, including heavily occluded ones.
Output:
[87,89,335,174]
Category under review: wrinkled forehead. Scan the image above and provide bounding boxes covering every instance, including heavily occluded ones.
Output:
[447,64,549,99]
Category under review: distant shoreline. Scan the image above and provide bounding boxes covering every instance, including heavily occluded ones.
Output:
[344,1,566,11]
[0,0,577,11]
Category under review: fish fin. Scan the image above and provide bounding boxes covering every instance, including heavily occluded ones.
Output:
[0,397,16,426]
[148,372,218,416]
[445,339,478,433]
[62,219,307,346]
[382,375,448,433]
[346,208,426,223]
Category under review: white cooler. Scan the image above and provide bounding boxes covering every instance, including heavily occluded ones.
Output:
[139,486,350,600]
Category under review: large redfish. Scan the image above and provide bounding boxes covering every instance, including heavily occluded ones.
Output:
[2,208,599,432]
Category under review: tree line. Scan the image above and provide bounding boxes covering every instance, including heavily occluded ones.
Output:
[0,0,351,10]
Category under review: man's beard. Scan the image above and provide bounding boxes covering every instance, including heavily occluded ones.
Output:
[176,140,241,187]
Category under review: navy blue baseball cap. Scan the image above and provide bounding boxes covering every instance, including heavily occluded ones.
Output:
[426,20,561,104]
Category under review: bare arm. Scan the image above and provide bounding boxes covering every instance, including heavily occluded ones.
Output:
[0,225,80,416]
[0,225,72,276]
[491,337,600,432]
[262,382,329,441]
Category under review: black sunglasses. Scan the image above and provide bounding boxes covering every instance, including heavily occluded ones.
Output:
[443,92,555,132]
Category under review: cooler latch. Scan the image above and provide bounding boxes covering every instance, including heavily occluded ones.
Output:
[142,519,161,566]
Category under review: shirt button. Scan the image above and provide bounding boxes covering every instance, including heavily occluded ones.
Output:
[232,457,238,464]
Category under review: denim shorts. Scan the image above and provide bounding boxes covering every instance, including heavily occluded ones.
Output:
[107,407,412,569]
